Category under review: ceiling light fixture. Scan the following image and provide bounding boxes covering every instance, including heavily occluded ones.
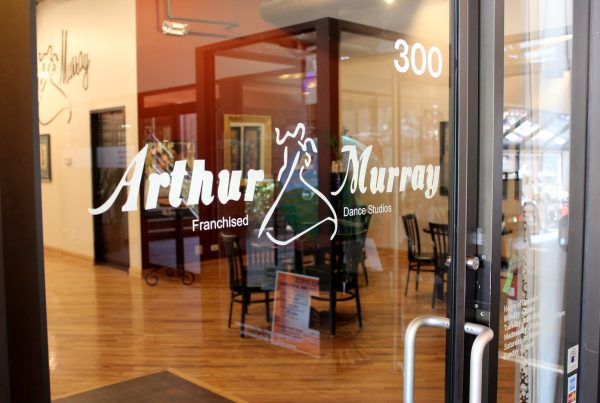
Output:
[161,0,238,38]
[162,20,189,36]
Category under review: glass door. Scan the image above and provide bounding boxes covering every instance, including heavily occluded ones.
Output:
[402,0,491,400]
[407,1,584,402]
[39,0,592,401]
[66,1,476,402]
[146,0,463,401]
[193,5,459,401]
[493,0,580,402]
[444,0,585,402]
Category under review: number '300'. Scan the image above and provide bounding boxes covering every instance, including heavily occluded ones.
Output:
[393,39,443,79]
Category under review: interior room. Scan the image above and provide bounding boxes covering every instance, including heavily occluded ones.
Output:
[36,0,574,401]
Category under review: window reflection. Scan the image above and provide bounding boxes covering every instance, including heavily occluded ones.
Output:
[499,1,572,401]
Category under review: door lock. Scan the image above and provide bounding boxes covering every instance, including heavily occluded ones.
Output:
[466,256,480,271]
[445,256,480,270]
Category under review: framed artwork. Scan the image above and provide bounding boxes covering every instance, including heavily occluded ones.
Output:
[143,140,196,204]
[223,114,272,178]
[40,134,51,181]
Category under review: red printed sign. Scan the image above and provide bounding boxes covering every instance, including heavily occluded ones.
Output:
[271,272,320,357]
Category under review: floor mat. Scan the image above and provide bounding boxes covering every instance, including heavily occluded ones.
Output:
[53,371,234,403]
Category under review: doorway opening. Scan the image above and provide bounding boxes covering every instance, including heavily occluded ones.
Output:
[91,108,130,270]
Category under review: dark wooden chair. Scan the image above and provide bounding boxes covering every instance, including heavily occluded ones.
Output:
[220,233,273,337]
[246,227,294,290]
[339,212,372,285]
[402,214,435,295]
[359,214,372,285]
[428,223,449,309]
[304,234,364,335]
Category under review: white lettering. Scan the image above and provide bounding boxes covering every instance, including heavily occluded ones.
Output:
[332,145,372,195]
[386,167,399,192]
[425,165,440,199]
[217,170,243,203]
[89,125,441,222]
[399,167,412,191]
[369,167,386,194]
[245,169,265,201]
[88,145,147,214]
[411,165,425,191]
[332,146,439,199]
[187,160,214,206]
[145,172,170,209]
[168,160,188,207]
[192,215,249,231]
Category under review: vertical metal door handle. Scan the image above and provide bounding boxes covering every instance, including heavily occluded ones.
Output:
[464,322,494,403]
[403,318,493,403]
[404,316,450,403]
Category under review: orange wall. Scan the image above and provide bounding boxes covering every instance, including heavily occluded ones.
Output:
[136,0,275,92]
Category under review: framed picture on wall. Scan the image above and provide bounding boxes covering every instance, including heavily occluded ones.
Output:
[40,134,51,181]
[223,114,272,178]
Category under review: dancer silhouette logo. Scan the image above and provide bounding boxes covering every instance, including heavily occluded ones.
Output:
[258,123,337,246]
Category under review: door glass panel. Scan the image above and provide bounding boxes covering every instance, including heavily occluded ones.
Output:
[196,7,451,400]
[40,1,452,401]
[91,109,129,269]
[499,1,573,401]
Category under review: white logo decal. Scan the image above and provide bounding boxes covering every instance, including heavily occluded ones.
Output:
[258,123,337,246]
[89,122,441,244]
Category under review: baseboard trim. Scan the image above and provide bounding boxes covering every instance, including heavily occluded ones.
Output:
[43,246,142,278]
[43,245,93,262]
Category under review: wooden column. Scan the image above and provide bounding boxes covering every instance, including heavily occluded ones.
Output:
[315,18,340,244]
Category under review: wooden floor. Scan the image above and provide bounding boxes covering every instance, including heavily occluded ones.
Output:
[45,248,514,402]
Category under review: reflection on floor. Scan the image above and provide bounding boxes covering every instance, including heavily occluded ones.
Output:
[45,248,513,402]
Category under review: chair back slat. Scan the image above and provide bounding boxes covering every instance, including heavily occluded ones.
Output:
[339,208,371,238]
[361,213,372,242]
[219,233,246,291]
[332,231,366,276]
[402,213,422,259]
[343,238,364,275]
[428,223,449,270]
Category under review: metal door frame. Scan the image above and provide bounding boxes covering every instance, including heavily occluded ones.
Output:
[2,0,599,401]
[0,0,50,401]
[446,0,483,400]
[566,0,600,401]
[578,0,600,401]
